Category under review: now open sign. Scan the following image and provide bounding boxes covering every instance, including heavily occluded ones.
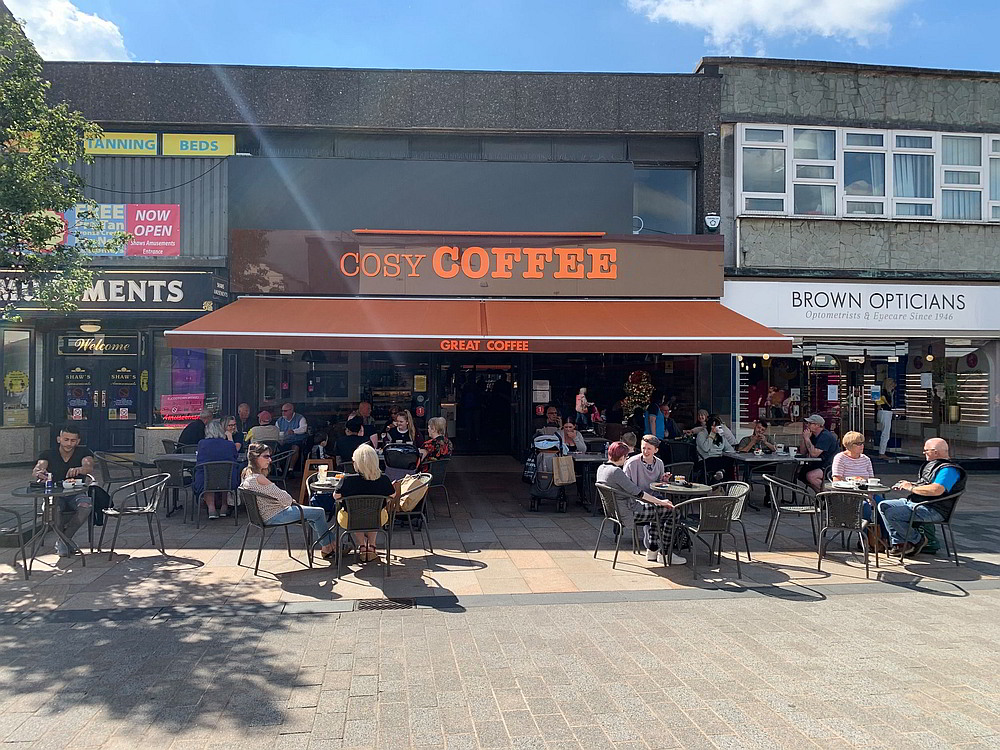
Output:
[125,204,180,256]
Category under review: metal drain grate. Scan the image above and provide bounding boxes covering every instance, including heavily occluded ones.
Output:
[355,598,415,611]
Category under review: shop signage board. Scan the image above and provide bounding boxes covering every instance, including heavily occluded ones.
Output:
[230,231,724,298]
[722,281,1000,334]
[84,133,235,157]
[58,335,138,356]
[61,203,180,256]
[8,270,228,313]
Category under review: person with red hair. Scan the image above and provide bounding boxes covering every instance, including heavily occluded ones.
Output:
[596,441,685,565]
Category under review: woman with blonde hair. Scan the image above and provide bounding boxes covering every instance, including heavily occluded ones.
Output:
[382,408,418,445]
[831,431,874,482]
[334,443,395,562]
[239,442,336,559]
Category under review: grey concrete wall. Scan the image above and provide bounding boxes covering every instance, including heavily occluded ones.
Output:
[739,218,1000,272]
[0,426,50,466]
[715,60,1000,132]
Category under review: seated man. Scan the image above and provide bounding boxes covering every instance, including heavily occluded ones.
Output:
[738,419,776,453]
[31,424,94,556]
[880,438,966,556]
[798,414,838,492]
[277,402,308,467]
[246,410,280,444]
[178,408,212,447]
[334,416,370,467]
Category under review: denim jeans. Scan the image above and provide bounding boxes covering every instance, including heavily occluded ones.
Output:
[877,498,943,545]
[266,505,333,546]
[56,492,92,550]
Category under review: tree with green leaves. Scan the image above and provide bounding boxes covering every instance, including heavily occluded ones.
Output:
[0,13,126,320]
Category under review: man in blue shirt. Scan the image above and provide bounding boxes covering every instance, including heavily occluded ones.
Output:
[799,414,839,492]
[277,402,308,470]
[880,438,965,557]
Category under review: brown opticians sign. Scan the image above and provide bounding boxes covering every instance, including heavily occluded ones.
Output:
[230,230,723,298]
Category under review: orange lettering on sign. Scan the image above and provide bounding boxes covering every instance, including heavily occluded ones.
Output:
[361,253,381,277]
[403,254,425,277]
[588,248,617,279]
[553,247,584,279]
[383,253,401,278]
[461,246,490,279]
[432,246,459,279]
[522,248,552,279]
[486,339,530,351]
[439,339,481,351]
[340,251,360,277]
[491,247,521,279]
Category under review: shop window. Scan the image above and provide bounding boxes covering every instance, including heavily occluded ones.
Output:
[632,167,695,235]
[152,334,221,425]
[2,330,32,426]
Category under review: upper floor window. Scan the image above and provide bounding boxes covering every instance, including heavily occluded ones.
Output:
[737,124,998,223]
[633,167,695,235]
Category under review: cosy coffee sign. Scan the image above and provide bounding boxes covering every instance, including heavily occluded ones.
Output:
[722,281,1000,332]
[230,231,724,298]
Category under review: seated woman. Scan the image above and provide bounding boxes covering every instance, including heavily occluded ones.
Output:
[381,408,418,446]
[831,431,887,542]
[418,416,453,469]
[596,441,685,565]
[240,442,336,559]
[334,443,395,563]
[696,414,737,481]
[685,409,737,443]
[560,421,587,453]
[223,415,244,452]
[194,419,241,519]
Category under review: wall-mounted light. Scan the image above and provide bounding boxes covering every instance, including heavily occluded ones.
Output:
[762,353,770,361]
[925,354,934,362]
[737,355,743,362]
[79,321,101,334]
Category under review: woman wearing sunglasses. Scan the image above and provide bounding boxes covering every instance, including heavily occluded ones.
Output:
[240,442,337,560]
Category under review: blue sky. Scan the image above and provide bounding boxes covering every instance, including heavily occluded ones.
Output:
[11,0,1000,74]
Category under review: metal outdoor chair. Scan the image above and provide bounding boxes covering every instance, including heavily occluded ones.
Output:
[663,440,697,466]
[93,451,141,493]
[336,459,355,474]
[593,482,647,569]
[666,494,743,579]
[176,443,199,455]
[763,474,820,550]
[426,458,452,518]
[97,473,170,559]
[161,439,178,454]
[269,450,295,491]
[0,504,30,579]
[154,457,193,520]
[816,490,876,578]
[711,480,752,562]
[899,490,965,566]
[386,473,434,569]
[237,487,315,576]
[194,460,239,529]
[334,494,391,581]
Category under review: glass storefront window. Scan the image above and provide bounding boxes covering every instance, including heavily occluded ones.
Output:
[2,330,32,426]
[633,168,696,234]
[153,334,221,425]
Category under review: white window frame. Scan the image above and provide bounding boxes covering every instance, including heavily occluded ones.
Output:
[737,127,788,215]
[736,124,997,224]
[989,137,1000,222]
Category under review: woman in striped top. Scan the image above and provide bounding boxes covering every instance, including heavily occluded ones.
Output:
[831,431,874,481]
[240,442,337,560]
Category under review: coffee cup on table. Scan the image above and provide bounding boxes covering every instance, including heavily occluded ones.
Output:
[776,443,785,453]
[788,447,797,457]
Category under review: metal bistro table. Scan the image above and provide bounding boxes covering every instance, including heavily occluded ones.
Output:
[650,480,714,501]
[731,451,819,510]
[572,452,607,515]
[12,483,93,571]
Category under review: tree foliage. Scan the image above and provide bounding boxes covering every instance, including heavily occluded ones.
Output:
[0,14,126,319]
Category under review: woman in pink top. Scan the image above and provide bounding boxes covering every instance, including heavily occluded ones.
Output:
[831,431,874,481]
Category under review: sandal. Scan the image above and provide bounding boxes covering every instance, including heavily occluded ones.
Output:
[362,544,378,563]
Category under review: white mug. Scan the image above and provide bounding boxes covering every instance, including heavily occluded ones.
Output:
[788,447,797,457]
[776,443,785,453]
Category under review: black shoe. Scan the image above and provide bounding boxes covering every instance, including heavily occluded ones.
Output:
[904,536,928,557]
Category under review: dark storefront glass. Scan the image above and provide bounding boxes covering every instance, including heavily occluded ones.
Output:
[2,330,32,426]
[153,334,222,425]
[632,168,696,235]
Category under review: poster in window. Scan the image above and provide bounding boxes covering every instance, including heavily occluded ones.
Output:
[65,367,91,421]
[3,369,29,425]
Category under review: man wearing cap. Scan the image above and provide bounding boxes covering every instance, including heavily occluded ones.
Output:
[246,410,280,444]
[799,414,839,491]
[334,415,370,466]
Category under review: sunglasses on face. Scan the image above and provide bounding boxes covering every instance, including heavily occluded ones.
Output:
[261,454,272,460]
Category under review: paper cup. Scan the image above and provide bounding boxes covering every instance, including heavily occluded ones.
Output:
[317,465,328,481]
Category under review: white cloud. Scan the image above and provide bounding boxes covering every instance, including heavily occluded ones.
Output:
[627,0,909,54]
[7,0,129,61]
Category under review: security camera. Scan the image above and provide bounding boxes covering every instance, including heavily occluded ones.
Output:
[704,214,721,232]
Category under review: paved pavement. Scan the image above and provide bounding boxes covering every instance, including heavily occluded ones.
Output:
[2,585,1000,749]
[1,459,999,747]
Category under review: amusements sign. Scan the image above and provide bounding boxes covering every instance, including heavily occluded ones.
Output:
[58,203,181,256]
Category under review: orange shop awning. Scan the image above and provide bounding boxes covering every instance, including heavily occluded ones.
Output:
[165,297,792,354]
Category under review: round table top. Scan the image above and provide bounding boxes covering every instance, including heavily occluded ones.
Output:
[155,453,198,463]
[12,483,92,498]
[650,480,712,495]
[731,452,815,463]
[309,475,346,492]
[822,481,894,495]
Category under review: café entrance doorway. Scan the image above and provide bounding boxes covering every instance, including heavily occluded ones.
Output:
[437,355,524,457]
